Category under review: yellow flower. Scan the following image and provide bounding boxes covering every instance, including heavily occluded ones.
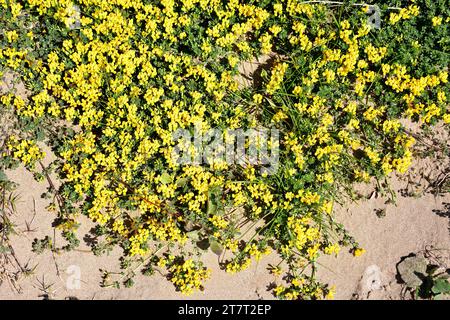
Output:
[443,114,450,124]
[273,3,283,16]
[10,2,22,18]
[323,69,336,83]
[382,119,401,134]
[269,25,282,36]
[253,94,263,104]
[227,55,239,68]
[324,243,340,255]
[209,215,228,229]
[365,44,387,64]
[225,239,239,253]
[432,16,443,27]
[274,285,285,296]
[5,30,19,43]
[269,265,283,276]
[201,40,212,55]
[266,62,288,94]
[353,248,366,257]
[340,20,350,30]
[259,33,273,54]
[326,286,336,300]
[272,110,288,123]
[365,147,380,164]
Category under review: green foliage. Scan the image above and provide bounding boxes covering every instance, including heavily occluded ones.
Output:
[31,236,53,254]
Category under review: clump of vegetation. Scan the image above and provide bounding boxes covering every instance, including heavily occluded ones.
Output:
[397,249,450,300]
[1,0,449,299]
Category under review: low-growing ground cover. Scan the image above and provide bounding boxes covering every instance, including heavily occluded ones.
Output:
[0,0,449,299]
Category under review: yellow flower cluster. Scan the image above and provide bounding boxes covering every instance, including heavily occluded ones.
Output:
[266,62,288,95]
[274,277,330,300]
[286,215,320,257]
[389,5,420,25]
[209,215,228,229]
[244,243,271,261]
[7,136,46,168]
[169,259,211,295]
[225,258,252,274]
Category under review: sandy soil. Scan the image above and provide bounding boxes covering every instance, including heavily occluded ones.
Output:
[318,177,450,300]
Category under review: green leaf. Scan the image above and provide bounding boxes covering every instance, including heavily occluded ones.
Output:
[210,239,223,256]
[175,177,189,187]
[0,171,8,182]
[207,186,224,216]
[432,278,450,295]
[0,245,11,254]
[160,172,172,184]
[207,200,217,216]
